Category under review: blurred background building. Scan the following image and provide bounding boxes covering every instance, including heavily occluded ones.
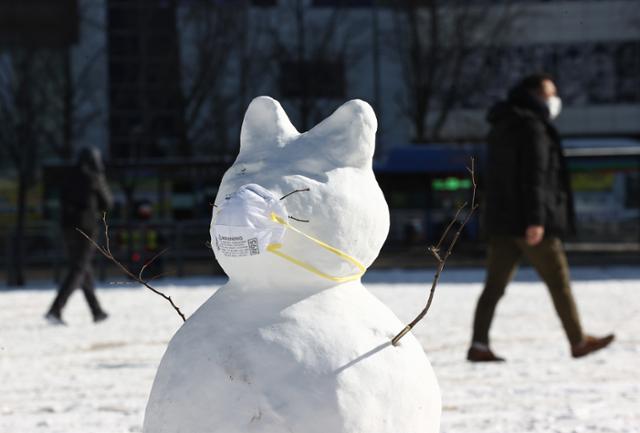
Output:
[0,0,638,284]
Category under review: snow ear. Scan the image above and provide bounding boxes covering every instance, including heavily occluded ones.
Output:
[307,99,378,168]
[239,96,298,156]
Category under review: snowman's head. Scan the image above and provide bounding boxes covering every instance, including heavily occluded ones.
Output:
[210,97,389,290]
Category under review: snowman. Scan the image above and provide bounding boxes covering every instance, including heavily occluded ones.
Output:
[143,97,441,433]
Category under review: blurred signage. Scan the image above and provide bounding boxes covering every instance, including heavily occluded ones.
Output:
[0,0,78,47]
[571,173,615,192]
[432,177,472,191]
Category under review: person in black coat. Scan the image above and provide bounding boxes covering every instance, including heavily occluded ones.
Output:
[45,147,113,325]
[467,74,614,361]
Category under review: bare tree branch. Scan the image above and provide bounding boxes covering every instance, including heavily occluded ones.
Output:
[269,0,364,130]
[76,213,186,322]
[179,0,248,154]
[392,158,478,346]
[390,1,522,140]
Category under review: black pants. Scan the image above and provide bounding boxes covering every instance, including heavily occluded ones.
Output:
[49,227,104,318]
[472,236,584,346]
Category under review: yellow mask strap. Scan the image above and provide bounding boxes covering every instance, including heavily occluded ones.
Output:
[267,213,366,283]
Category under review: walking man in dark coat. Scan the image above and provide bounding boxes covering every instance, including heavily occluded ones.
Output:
[45,147,113,325]
[467,73,614,361]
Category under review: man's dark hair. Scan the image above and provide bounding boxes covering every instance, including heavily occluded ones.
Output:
[519,73,554,92]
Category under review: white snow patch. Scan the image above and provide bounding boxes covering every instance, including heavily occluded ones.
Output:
[1,268,639,432]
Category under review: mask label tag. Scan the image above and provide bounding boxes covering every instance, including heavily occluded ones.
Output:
[213,229,261,257]
[211,184,287,257]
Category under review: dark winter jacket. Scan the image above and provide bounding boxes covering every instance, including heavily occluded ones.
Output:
[482,86,575,238]
[60,147,113,231]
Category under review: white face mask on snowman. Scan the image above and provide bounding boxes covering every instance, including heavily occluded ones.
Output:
[211,184,365,283]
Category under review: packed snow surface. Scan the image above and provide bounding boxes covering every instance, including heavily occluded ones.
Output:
[1,267,639,433]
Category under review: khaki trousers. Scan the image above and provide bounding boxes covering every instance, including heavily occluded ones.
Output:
[472,236,583,346]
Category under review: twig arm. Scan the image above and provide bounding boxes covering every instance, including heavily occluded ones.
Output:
[75,217,186,322]
[392,158,477,346]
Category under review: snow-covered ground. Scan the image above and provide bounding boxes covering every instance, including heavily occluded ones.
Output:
[1,266,638,433]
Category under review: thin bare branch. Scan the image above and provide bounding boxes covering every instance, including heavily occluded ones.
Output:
[427,246,441,262]
[288,215,310,223]
[468,158,478,210]
[280,188,310,201]
[76,216,186,322]
[139,248,169,281]
[392,157,477,346]
[147,271,176,283]
[434,202,467,253]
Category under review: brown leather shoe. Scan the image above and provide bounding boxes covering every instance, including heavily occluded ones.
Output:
[571,334,615,358]
[467,346,506,363]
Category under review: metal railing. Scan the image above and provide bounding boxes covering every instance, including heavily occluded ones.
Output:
[3,216,640,285]
[1,219,222,285]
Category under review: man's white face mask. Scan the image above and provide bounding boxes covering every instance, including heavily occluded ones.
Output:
[546,95,562,120]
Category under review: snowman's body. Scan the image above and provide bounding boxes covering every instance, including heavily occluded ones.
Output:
[143,97,441,433]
